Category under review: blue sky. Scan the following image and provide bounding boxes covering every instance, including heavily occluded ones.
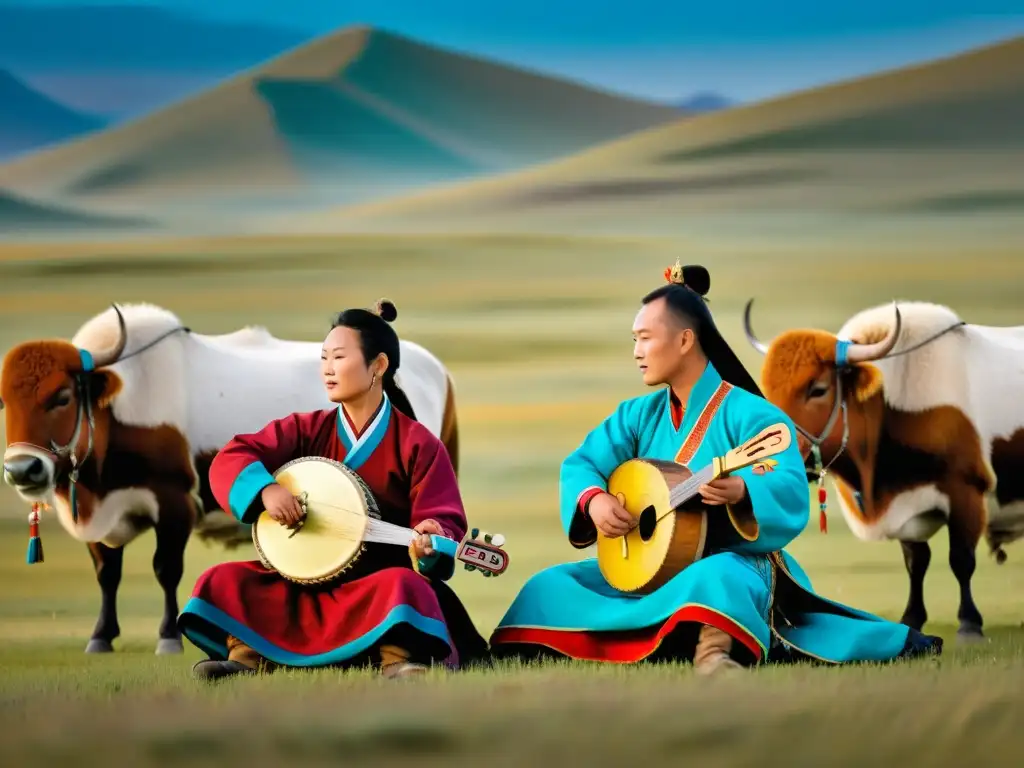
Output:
[9,1,1024,101]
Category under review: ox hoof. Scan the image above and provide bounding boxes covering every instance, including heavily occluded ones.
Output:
[85,639,114,654]
[156,637,184,655]
[956,625,985,644]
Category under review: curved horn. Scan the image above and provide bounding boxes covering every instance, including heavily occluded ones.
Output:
[743,299,771,355]
[845,302,902,364]
[91,303,128,368]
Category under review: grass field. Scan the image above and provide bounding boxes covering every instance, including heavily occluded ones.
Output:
[1,233,1023,766]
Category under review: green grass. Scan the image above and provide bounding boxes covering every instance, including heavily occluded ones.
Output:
[1,233,1023,766]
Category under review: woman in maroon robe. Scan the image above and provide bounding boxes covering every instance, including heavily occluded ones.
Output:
[178,300,488,680]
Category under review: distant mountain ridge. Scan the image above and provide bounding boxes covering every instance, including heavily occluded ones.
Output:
[0,26,684,221]
[677,92,734,112]
[286,36,1024,237]
[0,70,106,159]
[0,3,314,116]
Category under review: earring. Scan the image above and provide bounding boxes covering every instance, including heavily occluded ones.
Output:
[370,373,377,388]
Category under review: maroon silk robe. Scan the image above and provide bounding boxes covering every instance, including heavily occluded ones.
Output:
[177,395,488,669]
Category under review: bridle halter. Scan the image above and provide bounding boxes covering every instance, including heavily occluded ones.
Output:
[798,321,967,532]
[5,349,100,523]
[6,316,189,523]
[800,340,853,486]
[802,321,968,483]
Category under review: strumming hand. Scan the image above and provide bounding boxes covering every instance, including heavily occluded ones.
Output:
[593,475,749,538]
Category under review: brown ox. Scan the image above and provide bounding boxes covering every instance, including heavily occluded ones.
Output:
[1,303,461,654]
[744,299,1024,643]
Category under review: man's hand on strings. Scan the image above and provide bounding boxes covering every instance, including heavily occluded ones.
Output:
[589,492,636,538]
[413,519,445,558]
[699,476,747,506]
[262,483,304,526]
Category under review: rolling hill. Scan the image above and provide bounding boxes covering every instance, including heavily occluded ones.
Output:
[286,35,1024,243]
[0,70,106,160]
[0,26,682,224]
[0,189,149,234]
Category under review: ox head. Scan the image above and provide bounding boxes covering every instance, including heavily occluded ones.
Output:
[743,299,901,467]
[1,306,127,502]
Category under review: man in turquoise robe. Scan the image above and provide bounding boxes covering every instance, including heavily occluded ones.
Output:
[490,262,943,674]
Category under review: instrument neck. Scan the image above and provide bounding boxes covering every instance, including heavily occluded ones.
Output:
[363,517,459,559]
[668,463,717,508]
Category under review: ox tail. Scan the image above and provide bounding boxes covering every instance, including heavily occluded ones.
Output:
[193,511,252,551]
[440,372,460,478]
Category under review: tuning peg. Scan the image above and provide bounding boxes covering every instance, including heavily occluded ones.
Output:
[464,563,476,571]
[470,528,480,539]
[487,533,506,547]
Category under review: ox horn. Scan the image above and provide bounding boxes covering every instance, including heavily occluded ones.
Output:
[845,302,902,364]
[743,299,771,355]
[91,303,129,368]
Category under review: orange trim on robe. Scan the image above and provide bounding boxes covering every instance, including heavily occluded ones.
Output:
[491,605,763,663]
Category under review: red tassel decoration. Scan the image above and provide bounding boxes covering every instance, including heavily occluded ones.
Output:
[26,503,44,564]
[818,485,828,533]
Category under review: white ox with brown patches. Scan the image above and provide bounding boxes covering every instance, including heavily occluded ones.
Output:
[0,303,460,655]
[744,299,1024,643]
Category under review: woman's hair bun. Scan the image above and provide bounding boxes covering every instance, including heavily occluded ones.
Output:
[681,265,710,298]
[375,298,398,323]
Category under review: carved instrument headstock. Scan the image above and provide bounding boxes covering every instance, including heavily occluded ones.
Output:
[458,528,510,577]
[713,422,793,478]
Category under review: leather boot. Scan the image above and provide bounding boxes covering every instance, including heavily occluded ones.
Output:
[193,635,273,681]
[379,643,429,679]
[693,624,745,676]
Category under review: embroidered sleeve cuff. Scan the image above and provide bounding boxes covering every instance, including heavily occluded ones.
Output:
[416,551,455,580]
[725,492,760,542]
[577,487,604,516]
[412,523,457,581]
[227,461,276,524]
[568,486,603,548]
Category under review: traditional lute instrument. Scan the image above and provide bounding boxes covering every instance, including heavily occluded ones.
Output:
[252,456,509,584]
[597,422,792,594]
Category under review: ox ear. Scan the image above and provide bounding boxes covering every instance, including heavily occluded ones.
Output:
[846,362,884,403]
[88,369,123,409]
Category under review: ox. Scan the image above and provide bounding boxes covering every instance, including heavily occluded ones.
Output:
[743,299,1024,642]
[0,303,460,654]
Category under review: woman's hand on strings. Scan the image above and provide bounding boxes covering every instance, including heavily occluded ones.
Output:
[262,483,304,526]
[412,519,445,558]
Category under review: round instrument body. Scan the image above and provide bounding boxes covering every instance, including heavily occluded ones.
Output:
[598,458,708,594]
[252,456,379,584]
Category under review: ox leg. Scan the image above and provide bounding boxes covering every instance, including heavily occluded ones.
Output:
[948,516,985,642]
[86,543,123,653]
[899,541,930,632]
[152,494,194,655]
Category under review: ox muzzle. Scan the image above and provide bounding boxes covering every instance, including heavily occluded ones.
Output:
[2,444,58,501]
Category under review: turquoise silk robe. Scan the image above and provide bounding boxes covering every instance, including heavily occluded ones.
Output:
[490,362,943,666]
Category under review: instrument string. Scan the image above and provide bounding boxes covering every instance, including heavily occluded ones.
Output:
[667,465,715,509]
[276,498,437,547]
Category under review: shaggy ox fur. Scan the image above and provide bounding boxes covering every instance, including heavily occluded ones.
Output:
[755,300,1024,642]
